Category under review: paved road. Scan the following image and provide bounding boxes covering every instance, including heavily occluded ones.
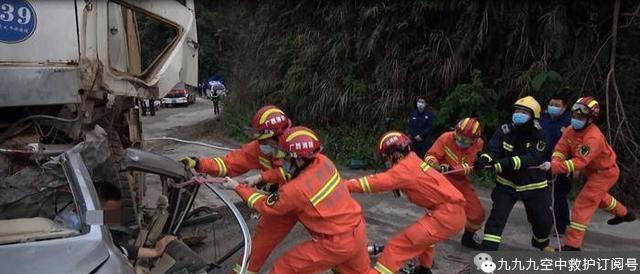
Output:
[140,99,640,273]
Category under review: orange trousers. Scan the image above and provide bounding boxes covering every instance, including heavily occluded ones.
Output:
[369,203,465,274]
[565,166,628,248]
[232,214,298,274]
[451,180,485,232]
[269,219,370,274]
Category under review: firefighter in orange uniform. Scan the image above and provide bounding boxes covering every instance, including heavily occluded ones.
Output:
[346,131,465,274]
[182,105,296,274]
[542,96,636,251]
[219,126,370,273]
[424,117,485,249]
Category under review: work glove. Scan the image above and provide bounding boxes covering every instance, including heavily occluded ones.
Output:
[221,177,240,190]
[539,161,551,171]
[439,164,451,173]
[244,174,263,187]
[473,157,490,171]
[180,156,199,169]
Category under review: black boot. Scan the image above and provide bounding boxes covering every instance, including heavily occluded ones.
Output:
[412,266,432,274]
[556,245,581,251]
[461,231,482,250]
[608,211,636,225]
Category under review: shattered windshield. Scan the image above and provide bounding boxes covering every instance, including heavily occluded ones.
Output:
[0,158,81,244]
[0,127,111,245]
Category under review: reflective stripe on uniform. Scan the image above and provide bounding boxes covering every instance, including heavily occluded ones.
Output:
[533,235,549,243]
[374,262,394,274]
[564,159,575,173]
[213,157,227,177]
[496,175,517,188]
[502,142,514,152]
[247,192,266,208]
[278,167,290,182]
[462,163,471,175]
[494,163,502,173]
[512,156,522,170]
[259,156,272,169]
[358,177,372,193]
[496,176,548,192]
[233,264,257,274]
[607,198,618,211]
[552,151,566,160]
[444,146,459,163]
[517,181,548,191]
[420,162,431,172]
[569,222,587,232]
[484,234,502,243]
[310,170,341,206]
[480,153,493,162]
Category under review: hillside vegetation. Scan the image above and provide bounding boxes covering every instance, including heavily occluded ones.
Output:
[194,1,640,206]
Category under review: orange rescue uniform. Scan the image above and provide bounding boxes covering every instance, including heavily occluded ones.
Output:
[347,152,465,274]
[551,124,628,248]
[235,153,370,274]
[425,131,485,232]
[197,140,295,274]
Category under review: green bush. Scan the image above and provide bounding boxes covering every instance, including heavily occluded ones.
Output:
[435,70,505,138]
[219,96,252,143]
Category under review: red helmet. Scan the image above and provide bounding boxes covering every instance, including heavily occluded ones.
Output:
[455,117,481,142]
[278,126,322,159]
[250,105,291,140]
[572,96,600,119]
[377,131,412,158]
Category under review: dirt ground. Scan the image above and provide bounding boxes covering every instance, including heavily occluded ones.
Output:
[141,98,640,274]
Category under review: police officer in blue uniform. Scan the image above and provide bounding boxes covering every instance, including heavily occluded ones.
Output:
[540,92,572,235]
[408,97,435,158]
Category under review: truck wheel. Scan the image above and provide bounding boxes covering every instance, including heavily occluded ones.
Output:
[99,97,143,228]
[107,129,139,227]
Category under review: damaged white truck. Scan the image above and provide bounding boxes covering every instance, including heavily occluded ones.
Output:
[0,1,250,273]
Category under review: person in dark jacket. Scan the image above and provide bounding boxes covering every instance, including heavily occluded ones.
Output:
[408,97,435,158]
[474,96,553,251]
[540,92,572,235]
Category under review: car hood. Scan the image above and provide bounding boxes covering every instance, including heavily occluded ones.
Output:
[0,234,112,274]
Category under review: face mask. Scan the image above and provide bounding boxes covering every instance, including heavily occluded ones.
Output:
[417,102,426,110]
[259,144,275,156]
[571,118,586,130]
[548,106,562,117]
[512,112,530,125]
[456,140,471,149]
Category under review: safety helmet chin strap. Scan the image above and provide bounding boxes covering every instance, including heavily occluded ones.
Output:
[389,151,406,163]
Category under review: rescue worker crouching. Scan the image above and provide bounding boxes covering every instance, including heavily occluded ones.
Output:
[347,131,466,274]
[424,117,485,250]
[218,126,371,273]
[181,105,297,274]
[541,96,636,251]
[475,96,554,252]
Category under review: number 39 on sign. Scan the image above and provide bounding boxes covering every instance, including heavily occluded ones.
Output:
[0,0,36,44]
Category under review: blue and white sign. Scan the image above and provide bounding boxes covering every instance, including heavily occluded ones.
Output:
[0,0,36,43]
